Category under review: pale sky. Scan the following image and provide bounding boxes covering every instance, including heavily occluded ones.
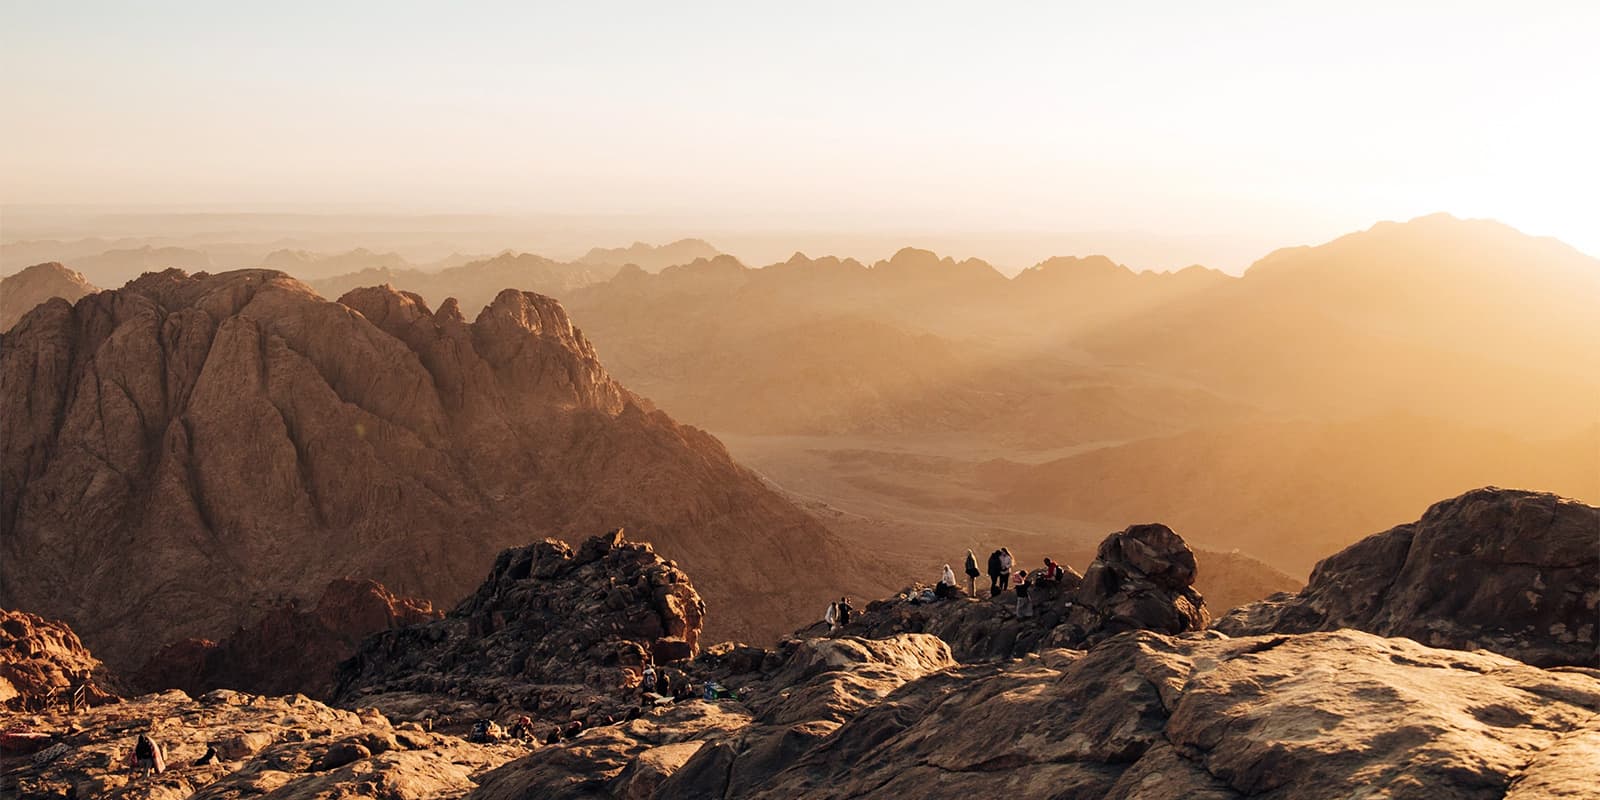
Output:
[3,1,1597,260]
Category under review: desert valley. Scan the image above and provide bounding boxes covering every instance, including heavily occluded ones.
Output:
[4,3,1599,797]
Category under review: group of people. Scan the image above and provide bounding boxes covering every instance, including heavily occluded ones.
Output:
[926,548,1068,618]
[822,596,855,631]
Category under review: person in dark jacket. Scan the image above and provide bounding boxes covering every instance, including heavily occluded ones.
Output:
[986,550,1005,596]
[964,550,981,594]
[836,597,854,626]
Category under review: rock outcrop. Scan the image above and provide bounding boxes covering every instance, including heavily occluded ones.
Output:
[0,609,121,711]
[133,578,440,699]
[0,686,528,799]
[1217,488,1600,667]
[335,531,705,725]
[0,262,96,331]
[0,269,869,668]
[1054,522,1210,647]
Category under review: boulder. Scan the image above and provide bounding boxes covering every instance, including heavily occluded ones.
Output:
[1217,488,1600,667]
[1054,523,1209,647]
[0,608,121,711]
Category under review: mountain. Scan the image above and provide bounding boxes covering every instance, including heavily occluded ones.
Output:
[558,250,1237,440]
[0,262,97,332]
[259,247,416,280]
[1079,214,1600,437]
[66,245,214,287]
[985,414,1600,576]
[578,239,722,272]
[0,269,877,669]
[310,251,617,315]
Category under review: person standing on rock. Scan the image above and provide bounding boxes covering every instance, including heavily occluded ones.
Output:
[130,733,164,777]
[998,548,1014,592]
[641,664,658,696]
[1015,572,1033,618]
[837,597,854,627]
[987,549,1005,596]
[824,600,839,631]
[964,550,980,595]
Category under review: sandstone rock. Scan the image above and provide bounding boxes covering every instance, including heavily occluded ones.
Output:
[314,740,370,771]
[335,531,706,726]
[0,608,122,711]
[1217,488,1600,667]
[214,731,275,761]
[1054,523,1210,647]
[0,262,96,332]
[0,269,871,670]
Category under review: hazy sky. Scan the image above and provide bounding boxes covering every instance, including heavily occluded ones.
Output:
[3,1,1597,261]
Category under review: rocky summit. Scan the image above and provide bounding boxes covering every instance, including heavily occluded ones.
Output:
[4,488,1599,799]
[1217,488,1600,668]
[335,530,706,727]
[0,269,869,669]
[0,263,97,332]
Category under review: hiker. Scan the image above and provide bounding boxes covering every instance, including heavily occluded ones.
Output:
[641,665,658,696]
[130,733,165,777]
[823,600,839,632]
[1016,571,1033,618]
[194,744,219,766]
[964,550,980,594]
[836,597,854,626]
[936,563,958,598]
[562,720,584,740]
[510,716,535,741]
[987,549,1005,596]
[940,563,957,587]
[999,548,1014,589]
[1043,558,1063,582]
[544,728,561,745]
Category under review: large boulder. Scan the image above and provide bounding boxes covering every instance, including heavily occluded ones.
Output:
[1217,488,1599,667]
[334,530,706,725]
[1054,523,1210,646]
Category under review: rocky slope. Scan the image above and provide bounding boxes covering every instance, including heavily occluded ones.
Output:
[8,487,1600,798]
[1217,488,1600,668]
[335,530,706,725]
[0,262,97,332]
[133,579,440,700]
[1,687,529,799]
[0,269,872,669]
[0,609,122,711]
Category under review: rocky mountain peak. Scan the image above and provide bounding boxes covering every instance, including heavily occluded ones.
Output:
[0,261,98,332]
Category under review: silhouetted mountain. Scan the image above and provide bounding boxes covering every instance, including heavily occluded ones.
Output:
[66,245,214,287]
[310,251,616,315]
[578,239,722,272]
[259,247,415,279]
[0,262,97,332]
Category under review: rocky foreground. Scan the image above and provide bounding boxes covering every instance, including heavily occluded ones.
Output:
[3,488,1598,798]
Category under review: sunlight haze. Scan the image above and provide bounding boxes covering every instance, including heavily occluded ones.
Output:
[3,1,1598,270]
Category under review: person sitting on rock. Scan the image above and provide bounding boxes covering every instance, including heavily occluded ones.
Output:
[509,716,535,742]
[1042,558,1063,582]
[1016,572,1033,618]
[964,549,980,595]
[562,720,584,740]
[936,564,958,598]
